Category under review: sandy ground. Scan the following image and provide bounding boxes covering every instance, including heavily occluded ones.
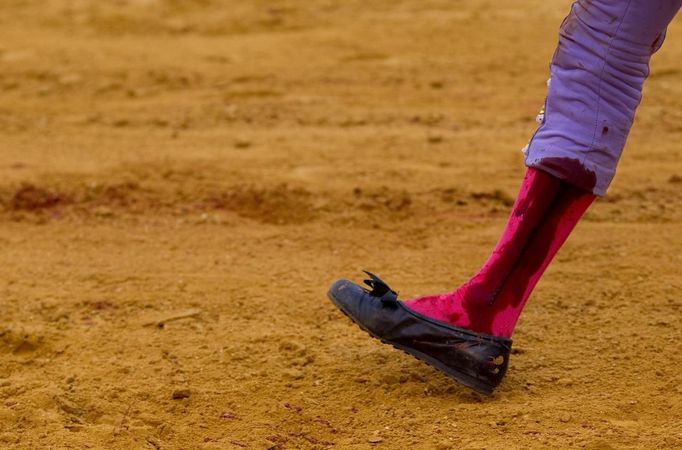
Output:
[1,0,681,448]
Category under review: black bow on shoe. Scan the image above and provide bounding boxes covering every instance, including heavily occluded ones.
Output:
[362,271,398,305]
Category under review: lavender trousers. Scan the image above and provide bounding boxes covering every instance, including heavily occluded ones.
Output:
[525,0,682,195]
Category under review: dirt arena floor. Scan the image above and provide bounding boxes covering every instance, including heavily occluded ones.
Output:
[1,1,681,448]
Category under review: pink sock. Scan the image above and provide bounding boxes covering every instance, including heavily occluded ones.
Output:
[404,168,595,337]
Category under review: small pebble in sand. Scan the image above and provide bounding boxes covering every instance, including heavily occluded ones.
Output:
[172,389,191,400]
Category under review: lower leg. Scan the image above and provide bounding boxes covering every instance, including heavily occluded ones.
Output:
[404,169,595,337]
[471,185,595,336]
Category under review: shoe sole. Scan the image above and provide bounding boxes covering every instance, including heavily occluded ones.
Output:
[327,289,495,395]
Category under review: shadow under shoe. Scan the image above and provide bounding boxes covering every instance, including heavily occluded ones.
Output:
[327,272,512,395]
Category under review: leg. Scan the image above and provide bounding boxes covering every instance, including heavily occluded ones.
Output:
[404,0,681,338]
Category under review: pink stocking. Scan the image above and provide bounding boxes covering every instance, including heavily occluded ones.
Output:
[404,168,595,337]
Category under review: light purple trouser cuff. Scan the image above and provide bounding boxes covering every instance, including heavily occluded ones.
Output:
[525,0,682,195]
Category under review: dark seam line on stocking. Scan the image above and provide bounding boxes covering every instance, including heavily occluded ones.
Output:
[486,182,571,306]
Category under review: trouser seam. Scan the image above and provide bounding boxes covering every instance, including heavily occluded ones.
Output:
[586,0,634,163]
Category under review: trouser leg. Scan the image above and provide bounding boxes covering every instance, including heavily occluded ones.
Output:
[525,0,682,195]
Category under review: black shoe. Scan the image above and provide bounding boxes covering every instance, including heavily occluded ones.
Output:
[327,272,512,395]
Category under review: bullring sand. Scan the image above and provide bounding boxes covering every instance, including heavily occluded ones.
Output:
[1,1,681,448]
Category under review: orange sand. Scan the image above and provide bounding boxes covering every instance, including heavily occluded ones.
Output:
[1,1,681,448]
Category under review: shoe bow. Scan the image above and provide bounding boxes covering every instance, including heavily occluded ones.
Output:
[362,271,399,305]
